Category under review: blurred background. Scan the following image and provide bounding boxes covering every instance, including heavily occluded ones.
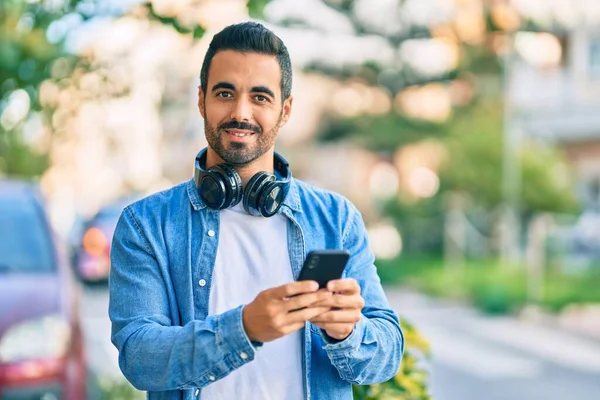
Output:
[1,0,600,399]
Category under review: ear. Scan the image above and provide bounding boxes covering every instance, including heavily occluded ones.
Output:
[279,95,293,127]
[198,86,206,119]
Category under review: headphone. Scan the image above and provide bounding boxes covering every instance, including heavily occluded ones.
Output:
[194,148,292,217]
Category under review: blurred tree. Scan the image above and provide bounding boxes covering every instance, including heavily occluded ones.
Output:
[0,0,71,177]
[318,112,449,152]
[442,101,578,214]
[301,0,504,146]
[377,100,578,258]
[265,0,580,260]
[0,0,271,179]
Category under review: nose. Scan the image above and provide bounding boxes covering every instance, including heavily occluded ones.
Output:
[230,97,252,122]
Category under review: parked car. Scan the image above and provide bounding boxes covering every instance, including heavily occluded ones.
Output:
[0,180,86,400]
[72,198,131,284]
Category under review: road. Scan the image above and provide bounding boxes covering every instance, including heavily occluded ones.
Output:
[79,285,121,381]
[385,288,600,400]
[80,285,600,399]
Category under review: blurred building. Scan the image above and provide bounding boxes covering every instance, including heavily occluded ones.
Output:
[509,25,600,209]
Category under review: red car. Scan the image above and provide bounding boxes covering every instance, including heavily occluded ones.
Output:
[0,180,86,400]
[72,199,131,284]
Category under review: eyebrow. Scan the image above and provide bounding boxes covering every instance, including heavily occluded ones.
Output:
[211,82,276,99]
[211,82,235,92]
[250,86,275,99]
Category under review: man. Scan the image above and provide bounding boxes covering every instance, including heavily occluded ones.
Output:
[109,21,403,400]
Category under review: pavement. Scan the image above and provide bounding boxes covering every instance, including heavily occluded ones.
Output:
[385,287,600,400]
[79,285,121,380]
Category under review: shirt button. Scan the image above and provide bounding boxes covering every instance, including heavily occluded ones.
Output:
[208,375,216,381]
[240,352,248,360]
[194,389,200,396]
[198,279,206,287]
[207,230,215,237]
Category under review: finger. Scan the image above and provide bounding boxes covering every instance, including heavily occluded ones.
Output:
[283,289,332,312]
[309,310,362,324]
[269,281,319,299]
[310,294,365,310]
[283,321,307,335]
[310,322,354,340]
[326,278,361,294]
[287,306,331,324]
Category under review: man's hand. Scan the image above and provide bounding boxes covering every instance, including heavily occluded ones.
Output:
[309,279,364,341]
[243,281,332,343]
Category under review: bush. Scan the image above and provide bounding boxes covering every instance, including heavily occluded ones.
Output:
[465,266,527,314]
[90,376,144,400]
[378,256,600,315]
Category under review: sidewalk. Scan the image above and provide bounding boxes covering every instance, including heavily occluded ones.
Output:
[385,285,600,343]
[519,302,600,343]
[383,286,600,400]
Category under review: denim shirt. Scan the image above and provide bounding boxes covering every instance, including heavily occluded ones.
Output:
[109,177,404,400]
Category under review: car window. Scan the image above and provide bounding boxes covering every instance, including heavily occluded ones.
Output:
[0,198,55,273]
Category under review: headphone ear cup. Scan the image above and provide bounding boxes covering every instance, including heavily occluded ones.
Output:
[257,181,286,217]
[198,168,228,209]
[214,164,243,208]
[243,172,275,216]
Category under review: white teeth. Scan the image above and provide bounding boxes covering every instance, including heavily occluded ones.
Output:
[230,132,251,137]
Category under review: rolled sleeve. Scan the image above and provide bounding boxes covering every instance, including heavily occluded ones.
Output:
[319,317,367,355]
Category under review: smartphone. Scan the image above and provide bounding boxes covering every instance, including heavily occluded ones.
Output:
[297,250,350,289]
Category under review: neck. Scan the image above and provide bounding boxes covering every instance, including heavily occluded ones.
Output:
[206,149,275,186]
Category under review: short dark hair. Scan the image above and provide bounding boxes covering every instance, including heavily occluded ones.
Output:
[200,22,293,102]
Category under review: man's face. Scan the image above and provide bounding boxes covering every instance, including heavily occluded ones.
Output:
[199,50,292,166]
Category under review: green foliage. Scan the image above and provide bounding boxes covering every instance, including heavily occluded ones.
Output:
[460,42,502,75]
[0,131,48,176]
[381,196,445,256]
[247,0,272,19]
[301,1,503,94]
[143,0,271,34]
[0,1,62,94]
[1,0,274,178]
[441,103,505,208]
[441,100,579,214]
[542,268,600,312]
[520,145,578,213]
[378,256,600,314]
[143,2,205,38]
[0,0,67,177]
[94,376,144,400]
[318,112,448,153]
[319,101,577,232]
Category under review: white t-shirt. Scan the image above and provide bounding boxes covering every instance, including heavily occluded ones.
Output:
[201,202,304,400]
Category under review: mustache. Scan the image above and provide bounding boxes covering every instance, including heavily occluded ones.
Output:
[219,120,262,134]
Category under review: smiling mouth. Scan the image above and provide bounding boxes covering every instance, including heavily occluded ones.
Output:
[225,129,256,138]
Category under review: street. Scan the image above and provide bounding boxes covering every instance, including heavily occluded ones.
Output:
[386,288,600,400]
[79,285,121,380]
[80,285,600,399]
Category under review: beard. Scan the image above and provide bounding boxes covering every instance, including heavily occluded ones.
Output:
[204,115,282,166]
